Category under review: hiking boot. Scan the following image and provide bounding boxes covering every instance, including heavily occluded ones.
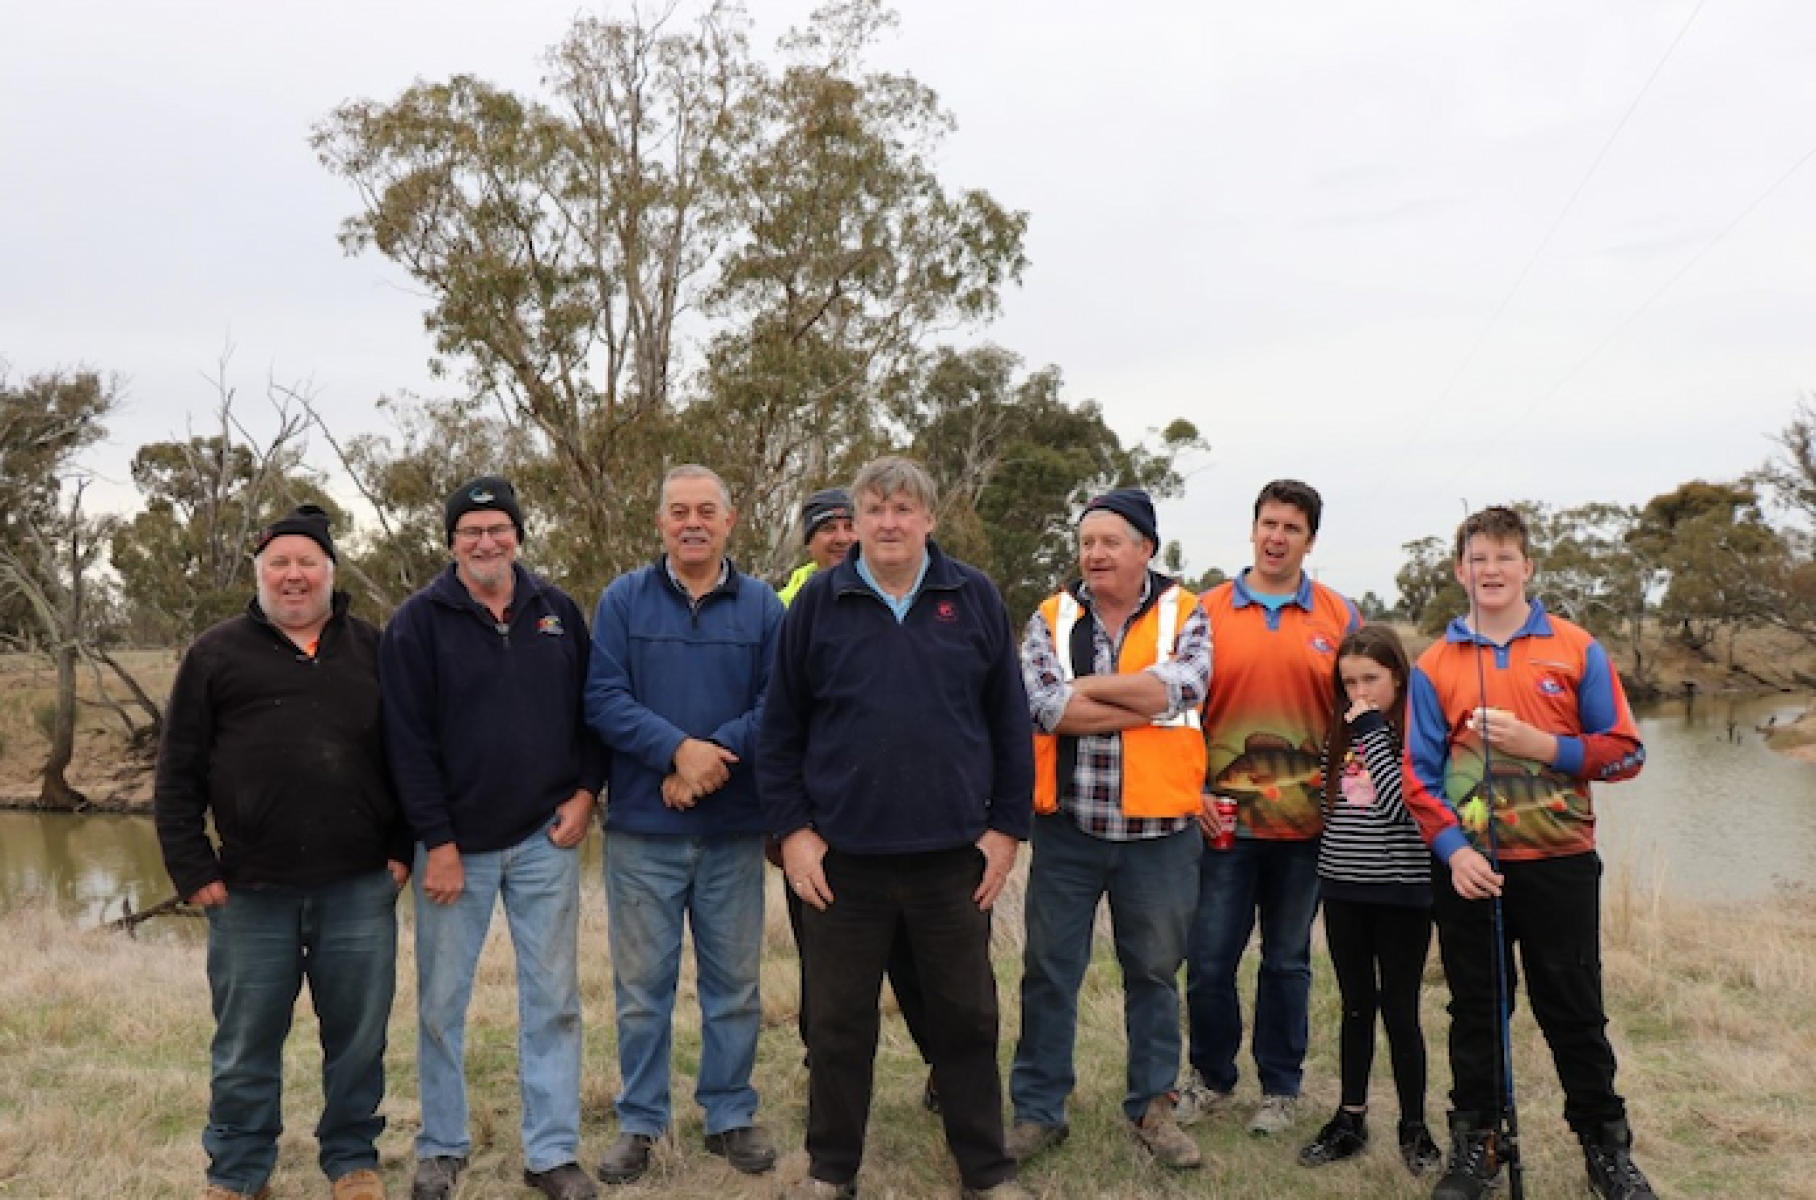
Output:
[705,1126,778,1175]
[780,1177,857,1199]
[922,1070,941,1114]
[201,1187,272,1200]
[409,1156,466,1200]
[960,1183,1031,1199]
[1431,1111,1503,1200]
[1399,1118,1444,1176]
[1582,1118,1657,1200]
[1248,1093,1297,1135]
[1003,1120,1069,1163]
[1298,1108,1367,1167]
[597,1133,655,1186]
[1130,1095,1203,1169]
[1171,1067,1232,1127]
[332,1168,387,1200]
[524,1163,599,1200]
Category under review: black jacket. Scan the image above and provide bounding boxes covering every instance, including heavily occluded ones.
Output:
[154,593,408,900]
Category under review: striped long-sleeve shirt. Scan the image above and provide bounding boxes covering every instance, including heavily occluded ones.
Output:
[1315,709,1433,907]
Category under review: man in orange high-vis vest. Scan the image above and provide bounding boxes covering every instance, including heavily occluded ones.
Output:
[1007,489,1211,1172]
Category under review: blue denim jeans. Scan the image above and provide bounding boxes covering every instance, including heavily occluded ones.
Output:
[204,868,398,1194]
[413,823,583,1172]
[604,830,765,1136]
[1185,836,1320,1097]
[1011,817,1200,1126]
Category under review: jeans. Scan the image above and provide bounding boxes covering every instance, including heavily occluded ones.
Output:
[1011,817,1200,1125]
[1434,850,1624,1135]
[1185,836,1320,1097]
[413,823,583,1173]
[799,847,1013,1192]
[204,868,398,1194]
[604,831,765,1136]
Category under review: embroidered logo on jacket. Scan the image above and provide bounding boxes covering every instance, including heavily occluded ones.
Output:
[1308,634,1335,654]
[537,615,564,637]
[935,600,958,623]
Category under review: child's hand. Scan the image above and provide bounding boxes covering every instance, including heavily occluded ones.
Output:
[1467,707,1559,764]
[1447,846,1504,900]
[1345,698,1376,723]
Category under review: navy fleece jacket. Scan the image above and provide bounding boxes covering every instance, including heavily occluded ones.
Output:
[757,540,1034,853]
[584,558,783,836]
[380,563,607,854]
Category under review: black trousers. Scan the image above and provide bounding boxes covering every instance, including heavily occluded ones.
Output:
[799,847,1013,1190]
[1321,897,1433,1117]
[788,884,933,1066]
[1433,851,1625,1136]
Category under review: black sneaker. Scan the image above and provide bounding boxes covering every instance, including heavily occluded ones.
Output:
[525,1162,599,1200]
[1582,1119,1657,1200]
[410,1155,466,1200]
[704,1126,777,1175]
[1431,1111,1503,1200]
[1298,1108,1368,1167]
[597,1133,655,1186]
[1399,1118,1444,1176]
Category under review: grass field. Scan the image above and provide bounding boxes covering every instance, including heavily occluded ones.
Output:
[1,861,1812,1199]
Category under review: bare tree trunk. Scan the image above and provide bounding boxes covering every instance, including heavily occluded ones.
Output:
[38,640,86,810]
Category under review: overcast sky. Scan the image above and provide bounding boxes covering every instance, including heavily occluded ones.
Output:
[6,0,1816,601]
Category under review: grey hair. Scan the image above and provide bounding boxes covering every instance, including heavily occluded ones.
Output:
[850,456,938,513]
[660,464,732,510]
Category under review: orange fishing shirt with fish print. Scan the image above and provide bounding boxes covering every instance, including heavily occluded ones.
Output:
[1200,571,1360,840]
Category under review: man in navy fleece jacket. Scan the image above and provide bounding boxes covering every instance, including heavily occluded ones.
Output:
[380,476,606,1200]
[758,455,1034,1200]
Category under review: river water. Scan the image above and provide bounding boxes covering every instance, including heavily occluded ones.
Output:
[2,693,1811,929]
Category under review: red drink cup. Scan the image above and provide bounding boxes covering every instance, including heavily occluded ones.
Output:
[1211,796,1238,850]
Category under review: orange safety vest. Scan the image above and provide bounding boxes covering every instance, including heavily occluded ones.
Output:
[1032,585,1205,818]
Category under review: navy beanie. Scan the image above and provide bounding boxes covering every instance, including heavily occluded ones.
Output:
[444,476,526,545]
[801,487,853,542]
[1082,488,1159,549]
[255,503,336,562]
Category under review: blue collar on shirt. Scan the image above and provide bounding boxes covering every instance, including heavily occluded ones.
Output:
[1230,567,1314,611]
[1444,598,1552,645]
[856,550,930,623]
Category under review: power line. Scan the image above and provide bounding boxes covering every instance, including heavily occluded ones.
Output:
[1402,0,1711,441]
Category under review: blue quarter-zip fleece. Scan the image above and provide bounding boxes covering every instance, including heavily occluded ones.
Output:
[585,558,783,837]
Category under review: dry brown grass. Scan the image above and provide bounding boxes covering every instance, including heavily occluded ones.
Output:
[2,864,1813,1198]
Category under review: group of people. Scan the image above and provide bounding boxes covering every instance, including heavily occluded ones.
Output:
[154,460,1656,1200]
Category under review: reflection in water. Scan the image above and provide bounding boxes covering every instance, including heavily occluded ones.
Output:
[2,692,1813,920]
[1606,693,1816,900]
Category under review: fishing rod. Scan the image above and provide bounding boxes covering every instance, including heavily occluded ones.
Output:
[1462,504,1525,1200]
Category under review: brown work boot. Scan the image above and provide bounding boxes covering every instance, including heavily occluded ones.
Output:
[1131,1095,1204,1169]
[201,1186,272,1200]
[332,1168,387,1200]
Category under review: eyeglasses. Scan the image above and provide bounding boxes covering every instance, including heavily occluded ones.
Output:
[453,523,516,544]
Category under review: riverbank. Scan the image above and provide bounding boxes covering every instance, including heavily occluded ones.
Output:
[1,868,1811,1198]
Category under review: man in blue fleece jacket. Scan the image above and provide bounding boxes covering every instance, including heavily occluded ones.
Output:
[584,464,784,1185]
[759,456,1034,1200]
[380,476,606,1200]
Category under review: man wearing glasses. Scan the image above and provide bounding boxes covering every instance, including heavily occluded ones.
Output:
[381,476,607,1200]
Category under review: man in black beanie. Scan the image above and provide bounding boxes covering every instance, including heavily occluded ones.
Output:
[382,476,606,1200]
[156,503,408,1200]
[777,488,855,605]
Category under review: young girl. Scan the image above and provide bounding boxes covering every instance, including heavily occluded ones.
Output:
[1298,624,1443,1174]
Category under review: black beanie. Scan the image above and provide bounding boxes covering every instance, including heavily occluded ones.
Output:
[1082,488,1159,549]
[255,503,336,562]
[444,476,525,546]
[801,487,854,543]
